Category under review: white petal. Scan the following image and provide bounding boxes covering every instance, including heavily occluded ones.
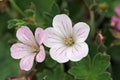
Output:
[36,45,46,62]
[73,22,90,43]
[10,43,33,59]
[20,54,36,71]
[16,26,37,46]
[43,28,64,48]
[53,14,72,37]
[50,46,69,63]
[67,42,89,61]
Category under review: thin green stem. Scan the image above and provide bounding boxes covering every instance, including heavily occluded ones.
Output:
[89,0,97,38]
[82,0,90,11]
[83,0,96,39]
[9,0,25,17]
[89,11,95,38]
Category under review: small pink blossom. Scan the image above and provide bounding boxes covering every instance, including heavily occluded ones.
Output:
[10,26,46,71]
[97,31,104,44]
[43,14,90,63]
[111,5,120,30]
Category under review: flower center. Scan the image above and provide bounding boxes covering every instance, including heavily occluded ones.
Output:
[30,45,40,53]
[64,37,74,46]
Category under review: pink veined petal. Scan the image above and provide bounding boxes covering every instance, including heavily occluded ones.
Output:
[53,14,72,37]
[20,53,36,71]
[10,43,33,59]
[115,5,120,16]
[16,26,37,46]
[73,22,90,43]
[50,46,69,63]
[67,42,88,61]
[35,28,45,45]
[43,28,64,48]
[36,45,45,62]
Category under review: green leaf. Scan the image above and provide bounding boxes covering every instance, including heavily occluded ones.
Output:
[44,54,57,68]
[8,19,27,29]
[64,73,74,80]
[37,65,69,80]
[88,42,99,58]
[14,0,32,11]
[98,72,112,80]
[69,55,91,79]
[51,3,60,15]
[92,53,110,74]
[32,0,55,26]
[0,34,19,80]
[69,53,112,80]
[41,3,60,27]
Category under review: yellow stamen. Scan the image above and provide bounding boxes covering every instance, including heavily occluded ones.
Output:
[30,45,40,53]
[64,37,74,46]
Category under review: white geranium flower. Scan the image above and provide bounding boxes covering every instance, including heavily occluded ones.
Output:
[43,14,90,63]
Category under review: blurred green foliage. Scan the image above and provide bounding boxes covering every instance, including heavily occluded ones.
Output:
[0,0,120,80]
[69,53,112,80]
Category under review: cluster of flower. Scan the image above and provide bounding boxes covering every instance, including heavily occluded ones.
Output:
[10,14,90,71]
